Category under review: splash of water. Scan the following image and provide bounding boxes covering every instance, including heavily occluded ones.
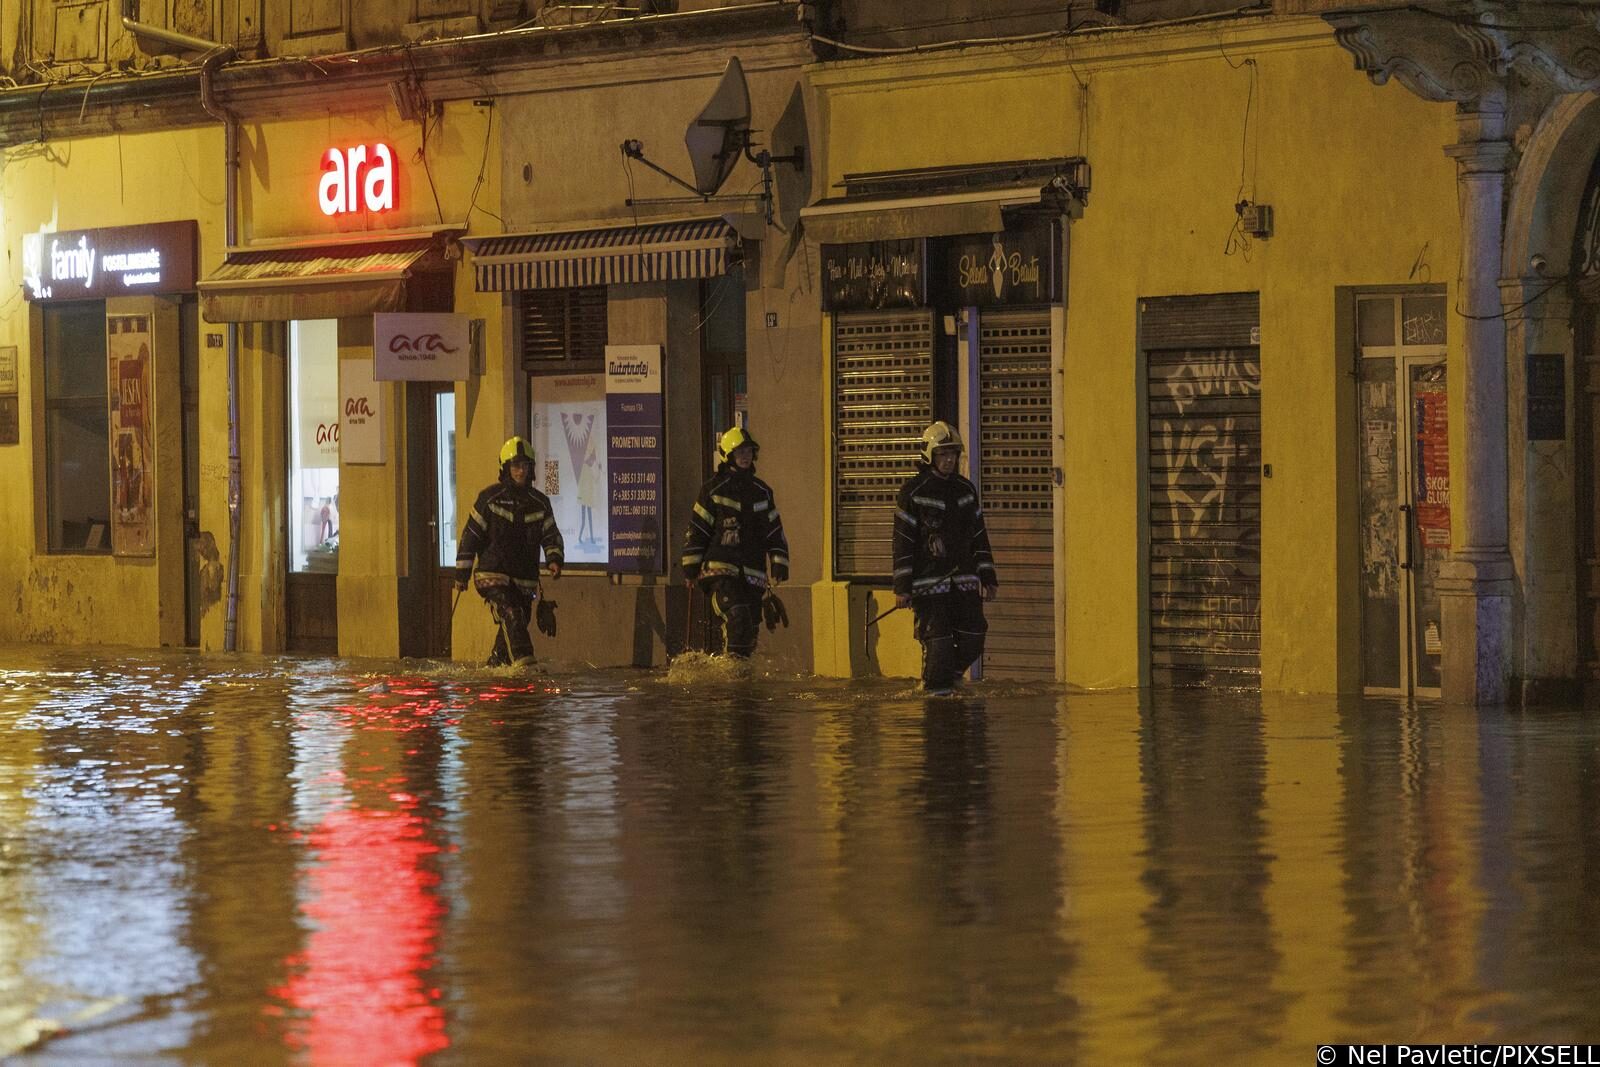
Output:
[664,652,753,686]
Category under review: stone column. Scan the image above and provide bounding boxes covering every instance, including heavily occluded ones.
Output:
[1438,95,1516,705]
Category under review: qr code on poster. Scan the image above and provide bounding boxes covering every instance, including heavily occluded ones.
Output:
[544,460,560,496]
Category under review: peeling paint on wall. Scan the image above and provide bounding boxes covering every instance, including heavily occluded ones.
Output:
[196,531,224,612]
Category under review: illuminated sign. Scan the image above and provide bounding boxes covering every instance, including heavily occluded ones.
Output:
[319,143,396,217]
[21,221,198,301]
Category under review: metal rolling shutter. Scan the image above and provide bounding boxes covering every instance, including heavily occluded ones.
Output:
[1142,293,1262,688]
[834,310,934,579]
[978,309,1056,680]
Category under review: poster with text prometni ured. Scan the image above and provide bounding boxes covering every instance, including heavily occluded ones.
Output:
[605,345,664,574]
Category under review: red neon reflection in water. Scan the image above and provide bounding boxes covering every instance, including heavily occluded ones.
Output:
[273,802,448,1066]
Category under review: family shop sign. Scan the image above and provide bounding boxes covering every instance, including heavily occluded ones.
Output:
[373,313,471,381]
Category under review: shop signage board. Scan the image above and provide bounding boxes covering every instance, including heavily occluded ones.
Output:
[946,221,1058,307]
[605,344,665,574]
[318,143,396,216]
[373,313,470,380]
[22,221,198,301]
[108,315,155,557]
[0,345,15,446]
[340,358,386,464]
[1527,354,1566,442]
[821,238,927,312]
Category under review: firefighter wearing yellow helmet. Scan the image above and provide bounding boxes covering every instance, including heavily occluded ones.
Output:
[454,436,564,667]
[680,425,790,658]
[892,420,999,695]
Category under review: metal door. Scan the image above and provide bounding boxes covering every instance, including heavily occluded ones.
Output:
[976,309,1055,679]
[403,382,457,659]
[1142,293,1262,688]
[1357,294,1449,696]
[833,310,934,579]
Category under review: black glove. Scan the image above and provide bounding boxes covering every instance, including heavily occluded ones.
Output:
[536,598,558,638]
[761,591,789,632]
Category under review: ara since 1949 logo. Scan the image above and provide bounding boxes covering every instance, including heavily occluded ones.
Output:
[373,313,472,381]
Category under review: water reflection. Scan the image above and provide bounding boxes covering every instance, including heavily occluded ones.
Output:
[2,648,1600,1063]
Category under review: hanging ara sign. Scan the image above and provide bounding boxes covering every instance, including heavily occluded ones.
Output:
[318,143,396,216]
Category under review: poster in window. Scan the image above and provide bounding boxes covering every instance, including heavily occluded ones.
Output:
[108,315,155,557]
[530,373,607,566]
[1413,380,1451,548]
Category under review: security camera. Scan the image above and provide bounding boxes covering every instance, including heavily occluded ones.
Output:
[1530,253,1549,275]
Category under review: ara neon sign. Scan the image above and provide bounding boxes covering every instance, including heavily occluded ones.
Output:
[318,143,396,216]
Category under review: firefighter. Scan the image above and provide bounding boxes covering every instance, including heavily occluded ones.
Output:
[893,421,999,695]
[454,436,564,667]
[680,426,790,658]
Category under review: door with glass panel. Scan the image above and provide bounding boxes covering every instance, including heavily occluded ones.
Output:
[286,319,340,654]
[403,382,457,658]
[1357,294,1449,696]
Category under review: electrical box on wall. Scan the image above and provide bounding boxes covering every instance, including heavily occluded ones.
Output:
[1237,201,1274,239]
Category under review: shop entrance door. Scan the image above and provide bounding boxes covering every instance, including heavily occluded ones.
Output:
[285,319,340,654]
[974,308,1056,680]
[1142,293,1263,688]
[1356,294,1450,696]
[403,382,457,658]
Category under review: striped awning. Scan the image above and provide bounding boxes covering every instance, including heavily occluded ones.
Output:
[465,218,739,292]
[199,237,449,323]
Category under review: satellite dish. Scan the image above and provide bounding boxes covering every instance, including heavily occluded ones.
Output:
[685,57,752,197]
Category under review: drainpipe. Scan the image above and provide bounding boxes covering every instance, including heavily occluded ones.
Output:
[197,46,243,651]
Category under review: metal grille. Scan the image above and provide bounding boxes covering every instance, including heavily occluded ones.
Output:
[1143,294,1261,688]
[520,287,607,370]
[834,310,934,579]
[978,309,1055,680]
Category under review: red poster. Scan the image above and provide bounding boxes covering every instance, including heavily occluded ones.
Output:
[1414,386,1451,547]
[108,315,155,557]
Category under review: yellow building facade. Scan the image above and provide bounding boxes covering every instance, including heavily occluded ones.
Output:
[806,14,1464,695]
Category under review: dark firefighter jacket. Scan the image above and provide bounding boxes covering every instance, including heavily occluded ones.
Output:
[681,463,790,587]
[455,473,565,592]
[892,464,999,598]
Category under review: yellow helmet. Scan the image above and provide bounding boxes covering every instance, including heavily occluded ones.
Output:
[499,436,535,467]
[919,421,964,464]
[717,425,759,463]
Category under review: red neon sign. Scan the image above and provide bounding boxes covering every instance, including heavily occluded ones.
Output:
[318,143,396,216]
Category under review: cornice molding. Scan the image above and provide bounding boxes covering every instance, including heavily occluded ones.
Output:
[1325,1,1600,104]
[0,3,809,148]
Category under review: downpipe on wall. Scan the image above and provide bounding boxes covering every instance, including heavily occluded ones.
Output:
[198,47,243,652]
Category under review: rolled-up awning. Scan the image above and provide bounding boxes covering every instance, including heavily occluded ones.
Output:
[199,235,451,323]
[800,159,1089,245]
[465,217,739,292]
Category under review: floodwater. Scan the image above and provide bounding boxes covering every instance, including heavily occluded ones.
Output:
[1,646,1597,1065]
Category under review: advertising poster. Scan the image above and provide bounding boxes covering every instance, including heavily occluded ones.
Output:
[108,315,155,557]
[1413,382,1451,548]
[339,358,385,465]
[530,373,607,566]
[605,345,665,574]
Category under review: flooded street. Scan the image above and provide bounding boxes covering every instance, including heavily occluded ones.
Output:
[1,645,1597,1065]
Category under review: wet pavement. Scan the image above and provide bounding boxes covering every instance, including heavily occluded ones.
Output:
[1,644,1597,1065]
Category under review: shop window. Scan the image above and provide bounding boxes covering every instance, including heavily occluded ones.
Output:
[42,302,112,553]
[520,287,607,372]
[288,320,341,574]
